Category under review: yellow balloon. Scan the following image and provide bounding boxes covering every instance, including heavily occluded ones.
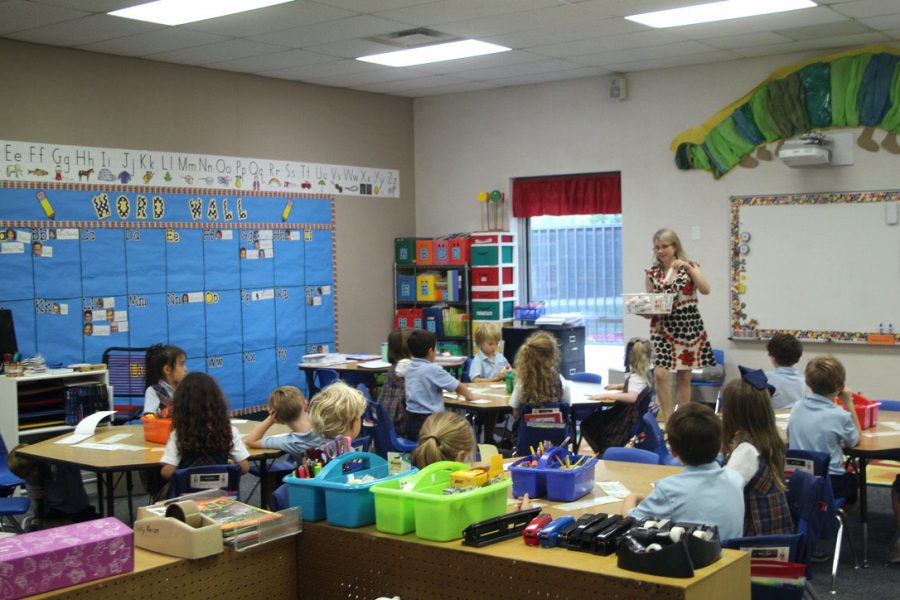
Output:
[477,191,489,202]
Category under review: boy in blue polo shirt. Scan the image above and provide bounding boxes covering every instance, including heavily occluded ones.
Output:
[788,355,860,503]
[404,329,475,440]
[764,333,805,409]
[623,403,744,540]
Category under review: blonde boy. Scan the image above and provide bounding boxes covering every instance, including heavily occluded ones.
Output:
[469,322,511,383]
[246,386,323,461]
[310,382,366,440]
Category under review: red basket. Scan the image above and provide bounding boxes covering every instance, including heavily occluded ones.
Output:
[834,393,880,430]
[142,416,173,444]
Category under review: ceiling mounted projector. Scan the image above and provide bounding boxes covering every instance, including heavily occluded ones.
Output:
[778,133,832,167]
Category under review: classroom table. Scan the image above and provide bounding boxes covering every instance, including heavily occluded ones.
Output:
[775,408,900,567]
[445,380,612,443]
[297,355,466,396]
[15,421,287,523]
[296,459,750,599]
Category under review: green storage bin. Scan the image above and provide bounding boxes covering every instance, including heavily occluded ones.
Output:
[370,461,469,535]
[395,238,417,265]
[470,245,499,265]
[473,300,514,321]
[501,245,514,263]
[410,477,511,541]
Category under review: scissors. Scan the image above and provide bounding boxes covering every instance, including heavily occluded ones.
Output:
[322,435,353,461]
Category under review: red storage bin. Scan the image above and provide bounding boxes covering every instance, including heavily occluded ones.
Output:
[434,239,450,265]
[471,233,514,245]
[472,267,499,286]
[415,239,434,265]
[834,393,880,429]
[472,289,516,300]
[449,237,470,264]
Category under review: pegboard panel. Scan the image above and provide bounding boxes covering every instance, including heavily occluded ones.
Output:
[33,537,297,600]
[297,524,749,600]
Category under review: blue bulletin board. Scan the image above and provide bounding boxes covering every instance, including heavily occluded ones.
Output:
[0,181,336,411]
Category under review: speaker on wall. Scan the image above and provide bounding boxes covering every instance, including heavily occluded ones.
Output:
[609,76,627,101]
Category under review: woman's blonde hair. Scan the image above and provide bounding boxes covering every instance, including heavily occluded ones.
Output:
[721,378,787,491]
[626,337,653,383]
[310,382,366,439]
[267,386,307,423]
[411,411,476,469]
[652,228,689,267]
[514,331,562,406]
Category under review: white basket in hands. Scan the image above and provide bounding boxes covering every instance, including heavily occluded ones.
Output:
[623,293,675,315]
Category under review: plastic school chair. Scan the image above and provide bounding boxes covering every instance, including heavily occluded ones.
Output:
[358,382,416,457]
[515,403,571,457]
[270,483,290,512]
[461,357,473,383]
[171,464,243,500]
[785,449,857,592]
[311,368,340,395]
[602,446,660,465]
[0,496,30,533]
[569,372,602,384]
[637,412,681,467]
[722,532,813,600]
[0,431,26,494]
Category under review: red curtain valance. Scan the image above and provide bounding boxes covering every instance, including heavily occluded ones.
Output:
[512,173,621,218]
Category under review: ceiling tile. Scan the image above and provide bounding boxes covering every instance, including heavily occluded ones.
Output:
[664,6,849,40]
[829,0,900,18]
[399,80,498,96]
[78,28,229,56]
[353,74,472,93]
[525,29,683,58]
[178,1,354,37]
[442,58,584,82]
[207,48,335,73]
[572,0,703,19]
[734,31,891,58]
[303,38,405,59]
[403,49,547,75]
[30,0,134,11]
[569,40,720,68]
[689,31,792,51]
[298,66,432,87]
[860,14,900,31]
[247,14,413,47]
[775,19,875,41]
[0,0,87,35]
[316,0,437,10]
[376,0,559,26]
[490,65,611,87]
[605,50,739,73]
[479,17,644,49]
[148,39,288,66]
[262,57,377,79]
[4,13,162,46]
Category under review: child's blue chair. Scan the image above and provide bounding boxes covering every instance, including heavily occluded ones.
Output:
[0,431,26,494]
[461,357,473,383]
[637,412,681,466]
[270,483,290,511]
[515,403,571,457]
[568,371,603,448]
[171,463,243,500]
[0,496,30,533]
[602,447,659,465]
[311,368,340,396]
[569,372,602,384]
[721,532,810,600]
[359,383,416,458]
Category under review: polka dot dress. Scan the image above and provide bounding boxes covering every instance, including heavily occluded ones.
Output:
[646,264,716,371]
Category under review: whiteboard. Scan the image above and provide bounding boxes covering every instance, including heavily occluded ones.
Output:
[730,192,900,343]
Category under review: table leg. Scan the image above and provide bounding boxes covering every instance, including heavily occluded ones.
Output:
[96,475,104,516]
[481,412,498,445]
[104,472,116,518]
[126,471,134,524]
[857,456,869,568]
[258,458,270,510]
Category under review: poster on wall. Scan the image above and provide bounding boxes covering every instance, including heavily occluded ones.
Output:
[0,179,336,412]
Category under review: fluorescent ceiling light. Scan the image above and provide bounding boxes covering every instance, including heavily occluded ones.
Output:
[109,0,294,26]
[626,0,816,28]
[357,40,510,67]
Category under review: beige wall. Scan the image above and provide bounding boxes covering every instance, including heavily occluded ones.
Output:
[0,39,415,353]
[414,48,900,398]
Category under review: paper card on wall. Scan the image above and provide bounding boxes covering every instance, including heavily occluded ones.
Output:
[1,242,24,254]
[221,230,233,240]
[258,230,273,240]
[252,288,274,301]
[116,320,129,332]
[40,245,53,257]
[289,231,300,241]
[93,325,110,336]
[57,228,78,240]
[91,309,104,321]
[59,303,68,315]
[187,291,203,303]
[246,252,258,260]
[312,296,321,306]
[17,230,31,243]
[113,310,126,322]
[258,240,273,250]
[97,297,115,308]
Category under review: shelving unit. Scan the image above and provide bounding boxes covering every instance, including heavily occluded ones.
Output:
[470,232,517,350]
[393,263,472,356]
[0,369,110,446]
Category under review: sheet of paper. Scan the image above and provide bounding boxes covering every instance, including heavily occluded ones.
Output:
[475,392,508,399]
[881,421,900,430]
[55,410,117,444]
[556,496,621,511]
[775,413,789,420]
[73,442,121,451]
[468,399,491,404]
[358,360,391,369]
[230,419,249,424]
[864,431,900,438]
[98,433,132,444]
[595,481,631,498]
[489,383,507,389]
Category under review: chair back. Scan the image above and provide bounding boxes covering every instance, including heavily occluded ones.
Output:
[461,357,473,383]
[102,346,150,422]
[786,469,838,571]
[785,449,829,477]
[722,533,807,600]
[569,372,602,384]
[271,483,290,511]
[313,368,340,394]
[0,432,25,491]
[172,463,243,499]
[363,400,416,457]
[638,411,680,466]
[712,349,724,365]
[603,446,660,465]
[515,403,570,456]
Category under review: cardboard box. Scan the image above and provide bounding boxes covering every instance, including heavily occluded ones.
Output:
[0,517,133,599]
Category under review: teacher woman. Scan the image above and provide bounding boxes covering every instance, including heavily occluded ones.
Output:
[645,228,716,420]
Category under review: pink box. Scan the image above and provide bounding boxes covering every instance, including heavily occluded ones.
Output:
[0,517,133,599]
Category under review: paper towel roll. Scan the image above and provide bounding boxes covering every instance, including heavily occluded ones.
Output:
[166,500,202,528]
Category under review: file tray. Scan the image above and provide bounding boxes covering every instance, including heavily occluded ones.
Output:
[284,452,416,527]
[616,521,721,578]
[370,460,469,534]
[509,447,598,502]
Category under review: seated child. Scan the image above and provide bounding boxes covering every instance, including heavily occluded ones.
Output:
[404,329,475,440]
[722,369,793,536]
[143,344,187,416]
[764,334,805,409]
[623,403,745,540]
[411,411,477,469]
[377,328,412,434]
[8,444,98,530]
[509,331,571,420]
[310,381,367,441]
[160,372,250,482]
[788,355,860,503]
[245,386,322,462]
[581,337,653,455]
[469,322,511,383]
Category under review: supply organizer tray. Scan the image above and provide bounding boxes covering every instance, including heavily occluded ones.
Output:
[370,461,511,542]
[509,447,598,502]
[284,452,416,528]
[370,460,469,535]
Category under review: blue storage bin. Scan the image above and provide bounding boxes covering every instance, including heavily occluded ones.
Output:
[509,447,597,502]
[396,275,416,301]
[284,452,417,527]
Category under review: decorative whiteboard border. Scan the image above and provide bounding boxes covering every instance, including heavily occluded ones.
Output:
[1,139,399,198]
[730,190,900,344]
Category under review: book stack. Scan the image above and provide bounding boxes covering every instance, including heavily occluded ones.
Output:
[64,382,110,426]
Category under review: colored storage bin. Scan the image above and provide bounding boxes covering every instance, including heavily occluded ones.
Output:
[142,415,172,444]
[423,306,444,337]
[470,245,499,266]
[449,237,470,264]
[416,274,439,301]
[370,461,469,534]
[393,308,424,329]
[395,238,417,265]
[471,266,514,286]
[415,239,434,265]
[395,275,416,301]
[834,393,880,429]
[509,448,598,502]
[284,452,417,527]
[472,289,516,300]
[434,239,451,265]
[473,300,514,321]
[471,233,514,245]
